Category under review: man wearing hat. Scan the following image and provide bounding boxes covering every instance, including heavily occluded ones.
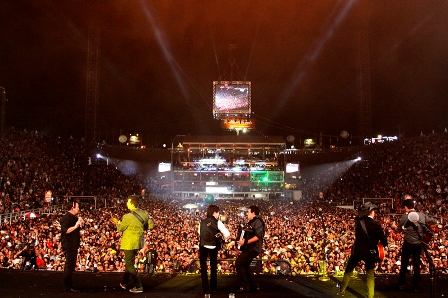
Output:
[392,196,436,292]
[338,202,388,298]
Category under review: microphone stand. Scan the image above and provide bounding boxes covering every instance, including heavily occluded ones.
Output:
[421,242,436,298]
[318,208,330,281]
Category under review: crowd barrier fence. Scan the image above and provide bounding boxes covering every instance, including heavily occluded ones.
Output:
[182,258,292,275]
[0,204,65,224]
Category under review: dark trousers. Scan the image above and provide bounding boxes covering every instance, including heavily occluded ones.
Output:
[63,249,78,291]
[122,250,142,288]
[199,246,218,292]
[235,250,259,289]
[341,254,376,298]
[399,241,422,288]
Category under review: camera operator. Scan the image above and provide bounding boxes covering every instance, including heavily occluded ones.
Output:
[14,242,36,270]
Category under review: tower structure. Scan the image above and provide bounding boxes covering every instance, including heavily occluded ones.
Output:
[85,26,100,143]
[357,32,372,143]
[228,44,237,81]
[0,87,5,134]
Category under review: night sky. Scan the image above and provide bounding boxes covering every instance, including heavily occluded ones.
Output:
[1,1,447,146]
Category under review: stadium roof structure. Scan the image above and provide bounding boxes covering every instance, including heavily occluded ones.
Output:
[180,135,285,150]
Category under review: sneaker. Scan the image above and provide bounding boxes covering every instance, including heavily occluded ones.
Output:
[119,283,126,290]
[336,282,345,294]
[129,286,143,293]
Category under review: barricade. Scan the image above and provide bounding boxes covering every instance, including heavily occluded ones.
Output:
[0,204,65,224]
[187,258,292,275]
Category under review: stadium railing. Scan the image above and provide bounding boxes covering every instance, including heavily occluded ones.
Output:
[0,204,65,224]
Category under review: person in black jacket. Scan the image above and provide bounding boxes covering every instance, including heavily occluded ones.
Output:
[14,242,36,270]
[392,196,437,292]
[199,204,230,294]
[339,202,388,298]
[235,205,265,293]
[60,199,84,293]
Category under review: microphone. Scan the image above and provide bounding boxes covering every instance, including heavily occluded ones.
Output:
[77,217,84,228]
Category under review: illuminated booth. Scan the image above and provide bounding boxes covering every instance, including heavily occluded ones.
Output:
[169,135,287,200]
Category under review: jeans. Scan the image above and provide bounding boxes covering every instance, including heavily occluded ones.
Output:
[399,241,422,289]
[122,250,142,288]
[199,246,218,292]
[63,249,78,291]
[341,255,376,298]
[235,250,259,289]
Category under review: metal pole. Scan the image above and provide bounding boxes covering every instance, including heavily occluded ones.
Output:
[171,142,174,195]
[0,87,6,135]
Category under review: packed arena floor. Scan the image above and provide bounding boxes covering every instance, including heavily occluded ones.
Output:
[0,129,447,279]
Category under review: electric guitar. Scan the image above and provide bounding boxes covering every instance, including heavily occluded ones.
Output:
[421,222,435,245]
[110,217,119,225]
[377,242,385,261]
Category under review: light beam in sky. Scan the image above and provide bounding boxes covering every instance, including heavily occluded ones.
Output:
[139,0,189,100]
[276,0,357,115]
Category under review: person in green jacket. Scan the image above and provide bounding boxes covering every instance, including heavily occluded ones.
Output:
[116,195,151,294]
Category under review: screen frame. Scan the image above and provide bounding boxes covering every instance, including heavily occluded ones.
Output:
[213,81,251,118]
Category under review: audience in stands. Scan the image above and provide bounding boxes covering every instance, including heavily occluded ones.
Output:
[0,128,447,278]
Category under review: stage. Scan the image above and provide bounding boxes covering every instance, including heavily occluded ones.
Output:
[0,269,446,297]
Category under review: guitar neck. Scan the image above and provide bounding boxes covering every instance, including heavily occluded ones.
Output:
[237,230,245,250]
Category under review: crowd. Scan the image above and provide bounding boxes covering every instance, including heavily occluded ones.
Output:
[0,129,143,214]
[305,132,448,213]
[0,128,447,279]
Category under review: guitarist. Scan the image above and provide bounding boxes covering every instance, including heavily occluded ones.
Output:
[338,202,388,298]
[198,205,230,295]
[392,196,437,293]
[235,205,265,293]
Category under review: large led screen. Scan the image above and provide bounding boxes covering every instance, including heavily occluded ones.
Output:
[158,162,171,173]
[213,81,251,116]
[285,163,300,173]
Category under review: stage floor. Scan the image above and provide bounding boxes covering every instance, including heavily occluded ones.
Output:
[0,269,446,297]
